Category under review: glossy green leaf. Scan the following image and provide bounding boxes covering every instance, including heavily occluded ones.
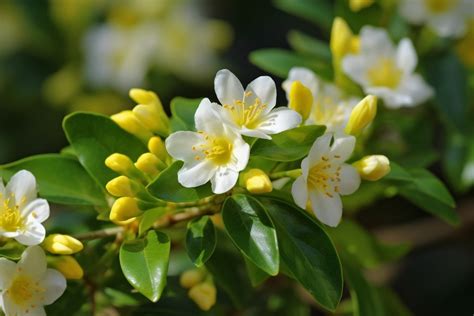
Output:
[120,231,170,302]
[170,97,201,132]
[274,0,334,30]
[249,49,333,80]
[0,242,25,260]
[252,125,326,161]
[185,216,216,267]
[63,112,147,187]
[0,154,107,206]
[383,162,413,183]
[146,161,213,202]
[138,207,168,236]
[244,257,270,287]
[222,194,279,275]
[259,197,343,312]
[287,30,332,62]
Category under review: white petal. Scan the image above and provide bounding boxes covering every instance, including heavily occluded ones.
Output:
[307,133,332,164]
[291,176,308,209]
[22,199,50,223]
[165,131,205,161]
[0,258,16,289]
[24,306,46,316]
[6,170,37,205]
[257,108,302,135]
[330,135,356,162]
[2,295,23,316]
[283,67,319,97]
[398,74,434,106]
[309,190,343,227]
[194,98,225,132]
[239,128,272,139]
[15,223,46,246]
[342,55,370,87]
[359,26,395,56]
[301,157,310,179]
[365,86,412,109]
[245,76,277,110]
[396,38,417,74]
[17,246,47,279]
[214,69,244,106]
[338,164,361,195]
[429,10,467,38]
[40,269,66,305]
[230,139,250,171]
[0,178,5,196]
[399,0,427,24]
[211,167,238,194]
[177,161,215,188]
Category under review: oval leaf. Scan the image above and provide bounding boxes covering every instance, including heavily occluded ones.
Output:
[185,215,216,267]
[120,231,170,302]
[170,97,201,132]
[222,194,279,276]
[259,197,343,312]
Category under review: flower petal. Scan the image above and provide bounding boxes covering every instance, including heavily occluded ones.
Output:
[210,167,239,194]
[6,170,37,206]
[365,86,413,109]
[245,76,277,110]
[429,10,467,38]
[330,134,356,162]
[338,164,361,195]
[230,139,250,171]
[17,246,47,279]
[398,0,427,24]
[257,107,302,135]
[360,26,395,56]
[397,74,434,106]
[342,55,370,87]
[291,176,308,209]
[177,161,215,188]
[0,258,16,289]
[309,190,343,227]
[15,223,46,246]
[40,269,67,305]
[239,128,272,139]
[194,98,226,133]
[165,131,206,162]
[396,38,417,74]
[214,69,244,106]
[307,133,332,164]
[22,199,50,223]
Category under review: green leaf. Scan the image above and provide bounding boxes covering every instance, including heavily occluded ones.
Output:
[0,242,25,260]
[138,207,167,236]
[222,194,279,275]
[249,49,333,80]
[170,97,201,132]
[383,162,413,183]
[327,220,410,269]
[287,30,332,62]
[0,154,107,206]
[251,125,326,162]
[185,216,216,267]
[274,0,334,30]
[243,257,270,287]
[146,161,213,202]
[399,169,458,225]
[259,197,343,312]
[120,231,170,302]
[63,112,147,187]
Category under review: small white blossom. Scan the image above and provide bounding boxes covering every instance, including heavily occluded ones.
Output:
[166,98,250,194]
[0,170,49,246]
[212,69,302,139]
[292,134,360,227]
[283,67,359,132]
[0,246,66,316]
[342,26,433,109]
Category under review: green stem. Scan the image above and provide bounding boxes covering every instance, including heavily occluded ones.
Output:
[269,169,302,180]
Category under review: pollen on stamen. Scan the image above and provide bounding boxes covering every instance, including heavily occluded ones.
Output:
[194,156,201,161]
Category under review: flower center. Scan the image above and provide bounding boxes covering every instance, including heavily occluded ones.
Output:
[312,97,349,130]
[223,92,267,129]
[0,195,25,232]
[367,58,402,89]
[193,135,233,166]
[307,155,341,198]
[7,275,44,306]
[424,0,458,13]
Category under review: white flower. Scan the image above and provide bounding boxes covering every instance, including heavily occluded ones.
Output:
[399,0,474,38]
[292,133,360,227]
[342,26,434,109]
[282,67,359,133]
[212,69,302,139]
[0,246,66,316]
[0,170,49,246]
[166,98,250,194]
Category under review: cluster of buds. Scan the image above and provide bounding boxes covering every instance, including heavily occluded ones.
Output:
[180,268,217,311]
[42,234,84,280]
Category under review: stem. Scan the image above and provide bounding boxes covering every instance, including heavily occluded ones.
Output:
[269,169,302,180]
[74,227,125,241]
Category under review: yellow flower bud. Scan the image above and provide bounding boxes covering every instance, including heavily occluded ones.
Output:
[353,155,391,181]
[133,104,169,136]
[330,17,355,60]
[242,169,273,194]
[106,176,139,197]
[289,81,313,121]
[180,269,206,289]
[109,197,143,225]
[111,110,153,142]
[50,256,84,280]
[105,153,135,174]
[188,283,217,311]
[135,153,166,179]
[345,95,377,136]
[148,136,168,163]
[43,234,84,255]
[129,88,162,109]
[349,0,375,12]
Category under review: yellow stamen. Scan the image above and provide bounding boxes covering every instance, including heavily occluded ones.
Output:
[7,275,44,306]
[367,58,402,89]
[223,92,267,129]
[0,195,25,232]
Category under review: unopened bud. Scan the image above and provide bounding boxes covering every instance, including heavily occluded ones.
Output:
[43,234,83,255]
[349,0,374,12]
[180,269,206,289]
[289,81,313,121]
[345,95,377,136]
[188,283,217,311]
[50,256,84,280]
[331,17,355,59]
[148,137,168,162]
[111,110,153,142]
[106,176,140,197]
[105,153,145,181]
[135,153,166,178]
[110,197,143,225]
[242,169,273,194]
[353,155,391,181]
[129,88,169,135]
